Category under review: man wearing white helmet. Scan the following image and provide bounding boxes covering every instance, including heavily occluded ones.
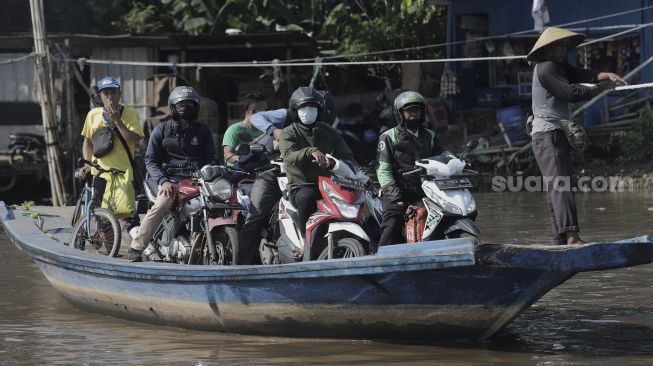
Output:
[128,86,216,261]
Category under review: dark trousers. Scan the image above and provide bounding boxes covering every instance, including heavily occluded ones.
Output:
[532,130,579,244]
[238,170,282,265]
[379,196,407,246]
[290,186,321,241]
[378,187,421,246]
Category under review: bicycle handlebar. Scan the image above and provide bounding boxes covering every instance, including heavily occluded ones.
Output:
[79,158,125,176]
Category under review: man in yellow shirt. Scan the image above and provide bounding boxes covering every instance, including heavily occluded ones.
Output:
[81,76,144,234]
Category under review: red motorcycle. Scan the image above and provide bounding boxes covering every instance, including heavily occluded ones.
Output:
[259,154,372,264]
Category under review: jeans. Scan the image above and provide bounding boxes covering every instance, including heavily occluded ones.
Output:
[238,170,281,265]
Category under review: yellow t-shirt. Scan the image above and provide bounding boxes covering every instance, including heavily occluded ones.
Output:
[81,106,144,217]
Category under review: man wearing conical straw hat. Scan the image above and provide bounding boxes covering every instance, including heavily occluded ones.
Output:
[528,27,626,245]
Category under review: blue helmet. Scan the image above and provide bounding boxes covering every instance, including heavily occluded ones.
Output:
[97,76,120,91]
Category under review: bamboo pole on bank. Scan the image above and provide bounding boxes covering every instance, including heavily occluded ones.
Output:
[29,0,66,206]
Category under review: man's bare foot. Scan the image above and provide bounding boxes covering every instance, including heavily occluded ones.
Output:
[566,231,586,245]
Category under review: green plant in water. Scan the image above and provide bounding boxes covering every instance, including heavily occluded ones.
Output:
[619,107,653,163]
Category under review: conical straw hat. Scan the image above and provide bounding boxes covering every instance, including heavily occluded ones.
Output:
[527,27,585,62]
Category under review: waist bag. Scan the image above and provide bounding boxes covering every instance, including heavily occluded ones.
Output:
[91,127,114,158]
[560,119,587,150]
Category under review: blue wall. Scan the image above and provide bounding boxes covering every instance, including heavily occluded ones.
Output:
[447,0,653,107]
[449,0,652,36]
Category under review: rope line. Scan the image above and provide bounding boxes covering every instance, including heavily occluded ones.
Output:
[0,53,38,66]
[580,82,653,91]
[64,19,652,69]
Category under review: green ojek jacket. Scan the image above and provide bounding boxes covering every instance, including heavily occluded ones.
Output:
[376,125,449,194]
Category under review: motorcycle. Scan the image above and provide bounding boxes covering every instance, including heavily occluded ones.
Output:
[367,139,481,242]
[141,139,246,265]
[235,143,372,264]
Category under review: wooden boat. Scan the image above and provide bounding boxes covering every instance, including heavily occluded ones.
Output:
[1,202,651,341]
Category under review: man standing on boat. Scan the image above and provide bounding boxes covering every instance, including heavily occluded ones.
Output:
[376,91,455,247]
[127,86,215,262]
[80,76,143,236]
[528,27,626,245]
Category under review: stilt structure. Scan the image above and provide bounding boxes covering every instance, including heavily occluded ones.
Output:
[29,0,66,206]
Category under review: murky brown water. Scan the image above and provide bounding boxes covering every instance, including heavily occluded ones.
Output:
[1,192,653,365]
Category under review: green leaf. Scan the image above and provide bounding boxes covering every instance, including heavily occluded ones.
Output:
[184,17,209,32]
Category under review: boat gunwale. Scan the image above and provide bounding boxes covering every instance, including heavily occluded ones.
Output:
[0,202,477,282]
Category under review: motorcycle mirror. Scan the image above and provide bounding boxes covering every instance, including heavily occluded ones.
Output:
[459,139,479,158]
[466,139,479,150]
[162,137,187,156]
[234,143,251,156]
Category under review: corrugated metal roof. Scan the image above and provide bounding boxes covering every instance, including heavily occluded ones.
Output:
[90,47,153,124]
[0,53,37,102]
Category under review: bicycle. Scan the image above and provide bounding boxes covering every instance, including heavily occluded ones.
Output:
[69,158,124,257]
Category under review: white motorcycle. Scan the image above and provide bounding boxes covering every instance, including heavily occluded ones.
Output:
[367,140,481,242]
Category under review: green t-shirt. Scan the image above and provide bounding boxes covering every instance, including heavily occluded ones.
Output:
[221,121,263,166]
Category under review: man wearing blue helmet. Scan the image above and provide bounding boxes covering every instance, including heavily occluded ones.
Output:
[81,76,144,233]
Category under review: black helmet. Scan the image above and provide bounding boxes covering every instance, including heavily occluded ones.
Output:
[289,87,324,126]
[393,91,426,127]
[168,86,200,120]
[319,90,336,125]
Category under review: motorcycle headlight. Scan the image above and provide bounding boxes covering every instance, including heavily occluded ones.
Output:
[322,181,361,219]
[442,201,463,215]
[201,178,232,201]
[467,198,476,212]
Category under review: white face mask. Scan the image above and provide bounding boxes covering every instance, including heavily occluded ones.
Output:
[297,106,318,125]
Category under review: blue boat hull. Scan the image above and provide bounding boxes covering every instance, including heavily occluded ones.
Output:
[1,203,650,341]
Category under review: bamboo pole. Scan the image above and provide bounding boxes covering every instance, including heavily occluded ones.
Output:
[29,0,66,206]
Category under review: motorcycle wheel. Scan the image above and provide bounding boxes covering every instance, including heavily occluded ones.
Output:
[205,226,239,265]
[445,231,478,240]
[69,208,121,257]
[317,237,366,260]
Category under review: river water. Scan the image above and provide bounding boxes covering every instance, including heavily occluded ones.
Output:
[1,192,652,365]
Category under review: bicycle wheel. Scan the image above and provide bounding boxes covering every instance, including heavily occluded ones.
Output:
[71,196,83,227]
[70,208,121,257]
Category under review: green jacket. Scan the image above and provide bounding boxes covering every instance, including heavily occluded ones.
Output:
[280,122,355,193]
[376,125,446,193]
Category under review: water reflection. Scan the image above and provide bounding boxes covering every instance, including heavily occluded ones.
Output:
[1,192,652,365]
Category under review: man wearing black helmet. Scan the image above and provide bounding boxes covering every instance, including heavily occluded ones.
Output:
[127,86,216,261]
[279,87,355,258]
[376,91,453,246]
[237,89,338,264]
